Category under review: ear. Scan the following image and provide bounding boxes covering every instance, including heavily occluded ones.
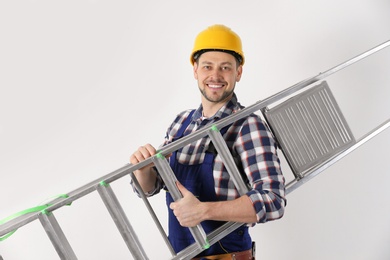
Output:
[236,65,243,82]
[193,62,199,80]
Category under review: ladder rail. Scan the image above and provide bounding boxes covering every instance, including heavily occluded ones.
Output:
[1,39,389,259]
[0,195,78,236]
[2,39,388,237]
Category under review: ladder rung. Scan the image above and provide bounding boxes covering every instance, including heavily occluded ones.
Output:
[130,172,176,256]
[38,211,77,260]
[97,182,149,260]
[152,154,210,253]
[208,127,249,195]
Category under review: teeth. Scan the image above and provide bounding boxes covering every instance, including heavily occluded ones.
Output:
[208,84,222,89]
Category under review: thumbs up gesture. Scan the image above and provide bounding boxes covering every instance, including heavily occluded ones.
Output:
[169,181,206,227]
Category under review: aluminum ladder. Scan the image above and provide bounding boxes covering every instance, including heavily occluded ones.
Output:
[1,40,389,260]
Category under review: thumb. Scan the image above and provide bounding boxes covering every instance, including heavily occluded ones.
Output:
[176,181,190,197]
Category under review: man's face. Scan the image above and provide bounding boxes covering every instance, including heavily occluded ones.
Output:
[193,51,242,106]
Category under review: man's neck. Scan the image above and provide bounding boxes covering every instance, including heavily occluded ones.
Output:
[201,99,229,118]
[202,106,220,118]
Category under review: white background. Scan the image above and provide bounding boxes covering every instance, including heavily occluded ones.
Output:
[1,1,390,259]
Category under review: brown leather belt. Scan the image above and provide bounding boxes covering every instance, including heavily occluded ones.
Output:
[191,249,253,260]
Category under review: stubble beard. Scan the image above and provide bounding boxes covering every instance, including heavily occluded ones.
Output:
[199,87,235,104]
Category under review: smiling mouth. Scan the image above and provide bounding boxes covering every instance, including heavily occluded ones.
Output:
[207,84,225,89]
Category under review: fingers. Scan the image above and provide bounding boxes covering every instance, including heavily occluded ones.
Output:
[130,143,156,165]
[169,185,201,227]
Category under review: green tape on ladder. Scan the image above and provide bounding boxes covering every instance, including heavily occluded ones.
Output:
[211,125,219,132]
[0,194,70,241]
[99,180,109,187]
[156,152,164,159]
[41,209,51,216]
[203,239,210,249]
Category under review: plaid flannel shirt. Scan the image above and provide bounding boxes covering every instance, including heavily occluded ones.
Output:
[139,94,286,224]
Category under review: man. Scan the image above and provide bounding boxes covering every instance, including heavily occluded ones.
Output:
[130,24,286,259]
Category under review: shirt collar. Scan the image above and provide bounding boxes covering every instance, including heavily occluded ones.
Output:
[193,93,242,123]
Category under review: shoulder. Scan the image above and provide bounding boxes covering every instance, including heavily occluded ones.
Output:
[224,113,275,145]
[170,109,195,126]
[230,113,269,132]
[164,109,195,140]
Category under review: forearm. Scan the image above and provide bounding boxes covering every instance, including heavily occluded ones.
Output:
[202,195,257,224]
[170,183,257,227]
[130,143,160,194]
[133,167,157,194]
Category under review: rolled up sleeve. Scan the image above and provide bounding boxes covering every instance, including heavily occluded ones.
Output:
[237,116,286,224]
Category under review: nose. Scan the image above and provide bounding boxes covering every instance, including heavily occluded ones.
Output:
[208,68,223,81]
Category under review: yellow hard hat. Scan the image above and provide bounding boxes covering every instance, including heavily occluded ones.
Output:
[190,24,244,65]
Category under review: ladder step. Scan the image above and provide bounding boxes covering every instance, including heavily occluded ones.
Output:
[38,211,78,260]
[130,172,176,256]
[208,126,249,195]
[152,154,210,253]
[97,182,149,260]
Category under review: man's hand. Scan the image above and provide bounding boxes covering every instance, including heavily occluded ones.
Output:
[169,181,206,227]
[130,144,158,194]
[130,143,157,169]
